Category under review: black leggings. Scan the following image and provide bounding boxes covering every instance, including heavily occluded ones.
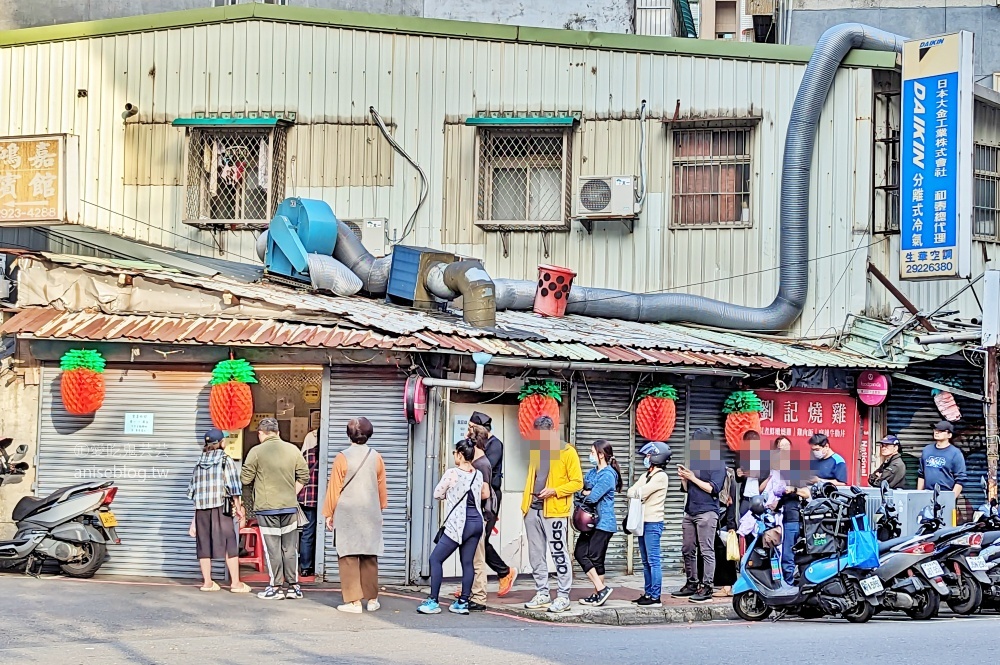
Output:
[574,529,614,576]
[429,512,483,602]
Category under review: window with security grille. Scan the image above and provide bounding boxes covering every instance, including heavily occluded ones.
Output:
[974,143,1000,241]
[670,127,752,228]
[184,127,287,228]
[476,129,572,229]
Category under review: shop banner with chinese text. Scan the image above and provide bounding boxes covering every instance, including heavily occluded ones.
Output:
[900,32,973,280]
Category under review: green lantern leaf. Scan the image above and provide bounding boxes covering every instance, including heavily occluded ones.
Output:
[722,390,763,414]
[210,359,258,385]
[518,379,563,403]
[59,349,106,373]
[640,384,678,401]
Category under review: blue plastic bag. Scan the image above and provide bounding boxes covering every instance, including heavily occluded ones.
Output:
[847,515,880,570]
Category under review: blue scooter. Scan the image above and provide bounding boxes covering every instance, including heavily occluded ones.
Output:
[732,485,882,623]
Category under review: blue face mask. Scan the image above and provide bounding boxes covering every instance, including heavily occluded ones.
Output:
[643,458,652,469]
[588,453,599,466]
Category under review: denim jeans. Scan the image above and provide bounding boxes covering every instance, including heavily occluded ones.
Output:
[781,521,800,585]
[298,505,317,572]
[638,521,664,598]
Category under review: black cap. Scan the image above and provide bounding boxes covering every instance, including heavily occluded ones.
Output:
[933,420,955,433]
[691,427,714,441]
[469,411,492,428]
[204,428,226,444]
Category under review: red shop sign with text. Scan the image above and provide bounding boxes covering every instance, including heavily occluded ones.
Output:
[757,389,861,484]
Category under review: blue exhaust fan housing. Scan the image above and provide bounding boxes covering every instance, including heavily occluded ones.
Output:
[264,197,339,282]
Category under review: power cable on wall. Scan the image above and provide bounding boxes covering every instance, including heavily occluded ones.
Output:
[370,106,428,246]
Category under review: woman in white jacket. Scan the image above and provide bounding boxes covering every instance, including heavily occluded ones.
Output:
[627,441,672,607]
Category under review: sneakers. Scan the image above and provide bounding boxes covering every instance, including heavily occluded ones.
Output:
[337,601,363,614]
[591,586,613,607]
[257,586,284,600]
[497,569,517,597]
[367,600,381,612]
[548,596,572,614]
[579,593,600,606]
[449,600,470,615]
[631,593,648,604]
[417,599,442,614]
[524,592,552,610]
[285,585,303,600]
[468,601,487,612]
[689,586,714,603]
[636,595,662,608]
[671,582,700,597]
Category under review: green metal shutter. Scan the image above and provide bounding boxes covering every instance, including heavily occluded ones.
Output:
[37,366,214,579]
[322,366,411,584]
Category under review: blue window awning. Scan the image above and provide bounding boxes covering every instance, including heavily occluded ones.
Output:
[171,116,293,128]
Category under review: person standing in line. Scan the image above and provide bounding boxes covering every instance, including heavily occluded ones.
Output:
[323,417,389,614]
[574,439,621,607]
[673,427,726,604]
[522,415,584,614]
[187,428,252,594]
[713,459,739,597]
[629,441,671,607]
[418,439,490,615]
[466,424,497,612]
[769,436,804,585]
[809,433,848,485]
[868,434,908,489]
[468,412,517,596]
[240,418,309,600]
[298,427,320,578]
[918,420,967,500]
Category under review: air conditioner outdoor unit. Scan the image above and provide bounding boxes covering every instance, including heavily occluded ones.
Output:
[575,175,639,219]
[340,218,388,257]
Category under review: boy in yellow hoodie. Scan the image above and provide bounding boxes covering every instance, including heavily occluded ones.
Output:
[521,415,583,613]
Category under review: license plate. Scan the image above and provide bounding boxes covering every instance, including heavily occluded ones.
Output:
[967,556,990,571]
[859,575,883,596]
[921,561,945,577]
[98,511,118,528]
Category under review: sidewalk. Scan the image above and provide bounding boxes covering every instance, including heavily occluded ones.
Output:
[405,574,736,626]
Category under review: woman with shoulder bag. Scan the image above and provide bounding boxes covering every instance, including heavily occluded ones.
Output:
[627,441,672,607]
[186,428,251,593]
[419,439,490,615]
[574,439,622,607]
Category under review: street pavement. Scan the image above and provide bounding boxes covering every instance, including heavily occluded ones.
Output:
[2,573,999,664]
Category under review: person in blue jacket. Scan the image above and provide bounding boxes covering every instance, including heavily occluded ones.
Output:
[918,420,967,500]
[574,439,622,608]
[808,433,847,485]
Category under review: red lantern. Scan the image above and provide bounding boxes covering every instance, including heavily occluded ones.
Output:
[209,359,257,431]
[59,349,106,415]
[517,380,562,437]
[635,385,678,441]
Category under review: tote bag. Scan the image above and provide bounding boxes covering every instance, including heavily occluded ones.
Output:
[625,497,644,536]
[846,515,880,570]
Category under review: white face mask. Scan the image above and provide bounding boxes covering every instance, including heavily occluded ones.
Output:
[588,453,599,466]
[643,458,652,469]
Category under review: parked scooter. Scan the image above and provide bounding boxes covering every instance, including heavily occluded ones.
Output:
[0,440,121,578]
[732,484,881,623]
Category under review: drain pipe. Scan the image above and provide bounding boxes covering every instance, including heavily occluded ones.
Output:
[421,352,494,390]
[493,24,905,332]
[425,261,497,328]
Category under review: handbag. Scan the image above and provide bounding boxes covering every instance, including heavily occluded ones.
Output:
[434,473,477,544]
[625,497,644,536]
[223,495,234,518]
[847,515,880,570]
[726,529,740,561]
[296,505,309,528]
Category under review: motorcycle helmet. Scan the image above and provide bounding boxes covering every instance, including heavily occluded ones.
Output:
[638,441,672,467]
[749,494,768,516]
[572,504,597,533]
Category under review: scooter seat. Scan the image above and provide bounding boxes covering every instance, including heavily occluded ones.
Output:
[11,481,109,521]
[981,531,1000,548]
[879,534,913,554]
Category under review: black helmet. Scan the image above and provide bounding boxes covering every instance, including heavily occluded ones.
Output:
[638,441,672,467]
[749,495,768,516]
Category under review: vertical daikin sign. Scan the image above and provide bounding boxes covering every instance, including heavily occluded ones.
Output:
[900,31,974,280]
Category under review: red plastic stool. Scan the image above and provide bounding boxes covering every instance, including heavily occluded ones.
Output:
[239,524,265,573]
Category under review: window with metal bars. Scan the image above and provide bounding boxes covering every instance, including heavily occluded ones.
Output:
[669,127,753,228]
[475,129,572,230]
[974,143,1000,241]
[184,127,287,229]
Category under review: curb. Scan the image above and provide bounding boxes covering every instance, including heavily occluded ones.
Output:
[487,601,737,626]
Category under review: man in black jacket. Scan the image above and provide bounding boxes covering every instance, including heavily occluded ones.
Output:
[469,411,517,596]
[868,435,907,489]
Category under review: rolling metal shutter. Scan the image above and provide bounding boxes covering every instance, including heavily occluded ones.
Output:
[323,366,410,584]
[37,366,214,579]
[885,362,987,517]
[572,380,635,573]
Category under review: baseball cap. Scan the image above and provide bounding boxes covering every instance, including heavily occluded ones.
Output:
[933,420,955,433]
[469,411,492,428]
[204,428,226,444]
[879,435,900,446]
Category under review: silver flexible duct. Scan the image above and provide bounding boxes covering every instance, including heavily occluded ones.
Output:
[307,254,364,296]
[332,222,392,294]
[495,24,905,331]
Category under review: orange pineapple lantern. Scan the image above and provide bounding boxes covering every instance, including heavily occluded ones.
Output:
[60,349,106,415]
[209,359,257,431]
[517,380,562,438]
[722,390,763,452]
[635,385,678,442]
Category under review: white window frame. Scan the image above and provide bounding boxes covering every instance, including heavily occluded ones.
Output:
[474,128,573,231]
[974,142,1000,242]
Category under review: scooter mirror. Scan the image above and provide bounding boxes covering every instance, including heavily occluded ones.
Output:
[8,444,27,463]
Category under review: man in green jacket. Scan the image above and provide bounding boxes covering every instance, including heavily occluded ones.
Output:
[241,417,309,600]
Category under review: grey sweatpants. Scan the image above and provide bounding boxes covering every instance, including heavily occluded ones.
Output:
[681,510,718,586]
[525,508,572,599]
[257,512,299,589]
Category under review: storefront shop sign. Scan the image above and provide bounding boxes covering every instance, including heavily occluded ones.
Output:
[856,371,890,406]
[757,389,861,484]
[302,383,321,404]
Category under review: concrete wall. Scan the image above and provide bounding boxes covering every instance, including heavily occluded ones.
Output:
[786,2,1000,79]
[0,342,39,538]
[0,0,635,33]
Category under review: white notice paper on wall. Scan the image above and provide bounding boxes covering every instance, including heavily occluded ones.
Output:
[453,416,470,446]
[290,417,309,443]
[124,413,154,436]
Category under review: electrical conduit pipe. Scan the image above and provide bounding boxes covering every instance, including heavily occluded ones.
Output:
[420,352,494,390]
